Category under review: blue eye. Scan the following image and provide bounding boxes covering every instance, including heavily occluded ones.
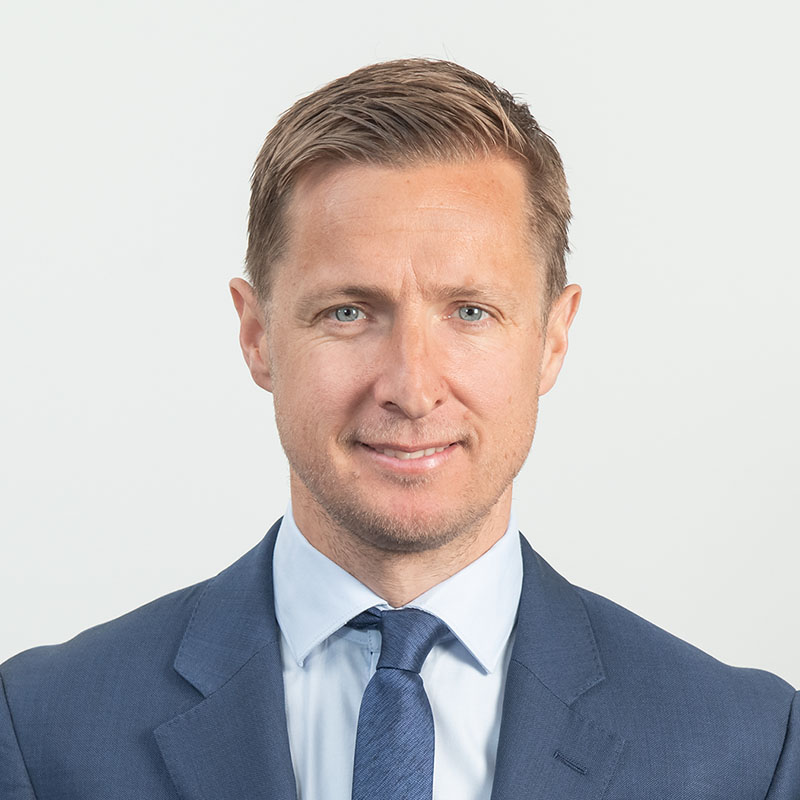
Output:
[333,306,364,322]
[457,306,488,322]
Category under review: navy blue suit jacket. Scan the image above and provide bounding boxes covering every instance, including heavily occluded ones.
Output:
[2,521,798,798]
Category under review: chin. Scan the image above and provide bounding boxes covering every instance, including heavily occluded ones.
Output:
[325,495,487,555]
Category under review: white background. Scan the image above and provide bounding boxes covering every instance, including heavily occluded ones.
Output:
[1,0,798,685]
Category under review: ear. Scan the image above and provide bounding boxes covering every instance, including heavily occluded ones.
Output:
[538,284,581,396]
[229,278,273,392]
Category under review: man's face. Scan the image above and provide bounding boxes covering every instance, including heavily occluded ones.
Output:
[236,157,579,554]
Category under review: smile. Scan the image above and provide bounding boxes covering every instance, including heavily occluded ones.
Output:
[373,445,450,460]
[358,442,459,465]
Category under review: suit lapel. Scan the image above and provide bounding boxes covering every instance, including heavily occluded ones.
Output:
[490,535,626,800]
[154,521,297,800]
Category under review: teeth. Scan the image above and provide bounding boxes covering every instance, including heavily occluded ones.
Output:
[379,445,449,460]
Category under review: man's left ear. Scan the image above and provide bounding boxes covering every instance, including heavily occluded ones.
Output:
[229,278,273,393]
[538,284,582,396]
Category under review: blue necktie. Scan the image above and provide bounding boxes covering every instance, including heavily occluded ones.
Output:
[348,607,451,800]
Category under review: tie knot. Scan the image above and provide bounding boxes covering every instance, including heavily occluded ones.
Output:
[348,607,451,674]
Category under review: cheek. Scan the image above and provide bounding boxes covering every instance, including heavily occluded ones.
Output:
[311,345,372,405]
[273,342,370,432]
[453,340,540,411]
[450,342,541,462]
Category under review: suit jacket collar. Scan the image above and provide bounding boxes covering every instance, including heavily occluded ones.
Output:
[489,537,626,799]
[154,519,298,800]
[511,535,605,704]
[154,524,625,800]
[171,520,283,697]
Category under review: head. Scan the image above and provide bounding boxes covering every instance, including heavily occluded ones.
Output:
[232,60,580,563]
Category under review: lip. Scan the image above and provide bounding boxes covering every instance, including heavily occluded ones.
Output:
[361,441,456,453]
[357,441,460,474]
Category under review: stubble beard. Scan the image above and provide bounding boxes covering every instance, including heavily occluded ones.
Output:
[277,416,536,559]
[299,458,505,556]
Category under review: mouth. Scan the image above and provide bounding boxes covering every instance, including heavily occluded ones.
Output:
[358,442,459,461]
[353,440,461,477]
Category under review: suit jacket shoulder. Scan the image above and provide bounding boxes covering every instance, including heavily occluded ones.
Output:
[1,580,208,796]
[0,528,289,799]
[575,582,795,707]
[574,582,796,796]
[494,540,799,799]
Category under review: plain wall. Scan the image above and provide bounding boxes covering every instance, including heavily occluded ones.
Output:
[1,0,798,685]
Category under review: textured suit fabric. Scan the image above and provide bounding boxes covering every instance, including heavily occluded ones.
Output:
[1,520,798,799]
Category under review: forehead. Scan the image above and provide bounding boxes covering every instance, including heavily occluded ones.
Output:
[276,157,538,299]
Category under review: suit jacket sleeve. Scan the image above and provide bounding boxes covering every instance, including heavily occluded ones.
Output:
[765,690,800,799]
[0,672,37,799]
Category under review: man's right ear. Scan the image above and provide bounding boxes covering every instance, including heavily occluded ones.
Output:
[229,278,273,393]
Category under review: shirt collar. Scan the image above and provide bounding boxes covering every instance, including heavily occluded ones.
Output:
[273,503,522,674]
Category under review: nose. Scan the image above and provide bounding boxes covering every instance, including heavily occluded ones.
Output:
[372,314,447,419]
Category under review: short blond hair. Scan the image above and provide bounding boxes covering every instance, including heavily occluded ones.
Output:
[247,59,570,309]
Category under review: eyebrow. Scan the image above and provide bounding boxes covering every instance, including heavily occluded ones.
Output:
[295,283,521,317]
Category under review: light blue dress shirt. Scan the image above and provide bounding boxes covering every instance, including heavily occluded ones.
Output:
[273,505,523,800]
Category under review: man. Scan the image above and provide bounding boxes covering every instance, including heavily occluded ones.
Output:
[0,58,797,799]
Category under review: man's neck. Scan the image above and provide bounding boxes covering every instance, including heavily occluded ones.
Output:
[289,486,513,607]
